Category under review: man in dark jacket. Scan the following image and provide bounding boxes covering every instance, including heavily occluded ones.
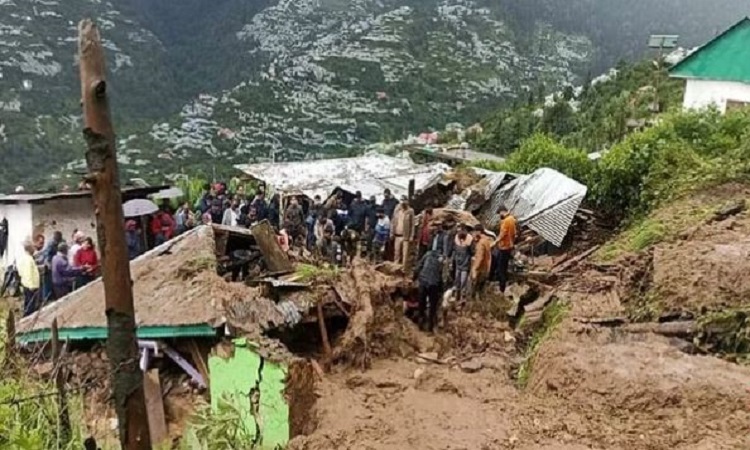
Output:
[413,250,443,332]
[381,188,398,219]
[348,192,367,233]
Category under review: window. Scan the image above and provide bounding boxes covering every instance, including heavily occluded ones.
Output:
[726,100,750,112]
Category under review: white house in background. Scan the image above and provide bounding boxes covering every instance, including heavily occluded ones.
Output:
[669,17,750,113]
[0,186,165,267]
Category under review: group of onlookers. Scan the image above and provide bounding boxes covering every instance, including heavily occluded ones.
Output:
[18,229,100,316]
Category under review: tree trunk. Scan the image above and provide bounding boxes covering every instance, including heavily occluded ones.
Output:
[77,19,151,449]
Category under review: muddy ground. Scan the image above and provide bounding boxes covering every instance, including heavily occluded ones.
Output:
[288,183,750,450]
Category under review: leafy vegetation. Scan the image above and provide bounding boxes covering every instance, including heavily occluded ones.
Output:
[185,398,256,450]
[0,304,84,449]
[476,59,685,156]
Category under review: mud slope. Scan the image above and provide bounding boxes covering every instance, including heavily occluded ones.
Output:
[290,183,750,450]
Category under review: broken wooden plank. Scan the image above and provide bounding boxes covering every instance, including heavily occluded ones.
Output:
[575,316,628,326]
[250,220,293,273]
[621,321,696,337]
[188,340,210,390]
[316,300,333,370]
[551,245,601,274]
[144,369,168,447]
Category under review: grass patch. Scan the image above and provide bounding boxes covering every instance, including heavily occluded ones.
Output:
[697,309,750,359]
[294,263,339,283]
[517,300,569,388]
[596,195,718,262]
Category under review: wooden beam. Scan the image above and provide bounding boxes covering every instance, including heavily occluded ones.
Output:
[51,318,71,443]
[78,19,151,449]
[250,220,293,273]
[143,369,168,447]
[551,245,601,274]
[316,300,332,370]
[4,309,15,365]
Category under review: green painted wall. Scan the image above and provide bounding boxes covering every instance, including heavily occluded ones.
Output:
[259,360,290,449]
[670,18,750,84]
[208,338,262,442]
[208,338,290,449]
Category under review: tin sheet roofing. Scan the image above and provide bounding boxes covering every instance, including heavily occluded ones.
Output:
[478,168,587,247]
[235,152,450,202]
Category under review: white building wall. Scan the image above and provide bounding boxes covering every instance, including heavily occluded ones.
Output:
[32,197,98,247]
[683,79,750,113]
[0,203,33,267]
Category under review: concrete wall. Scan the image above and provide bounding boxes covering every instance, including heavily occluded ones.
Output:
[32,197,98,246]
[683,79,750,113]
[0,202,33,266]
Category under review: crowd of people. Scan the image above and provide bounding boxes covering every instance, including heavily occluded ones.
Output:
[18,229,100,317]
[15,180,519,333]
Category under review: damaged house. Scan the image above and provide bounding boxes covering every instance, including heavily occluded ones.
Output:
[235,152,450,209]
[449,167,588,248]
[15,222,350,448]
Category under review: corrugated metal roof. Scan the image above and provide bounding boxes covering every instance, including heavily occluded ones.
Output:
[478,168,586,247]
[235,152,450,202]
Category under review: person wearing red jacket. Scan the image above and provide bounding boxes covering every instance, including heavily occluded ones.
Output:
[151,207,176,245]
[74,237,99,286]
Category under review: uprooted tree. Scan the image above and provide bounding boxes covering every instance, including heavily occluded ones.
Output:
[78,19,151,449]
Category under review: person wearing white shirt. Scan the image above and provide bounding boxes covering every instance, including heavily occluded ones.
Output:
[68,231,85,268]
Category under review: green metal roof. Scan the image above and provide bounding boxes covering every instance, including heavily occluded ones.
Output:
[17,324,217,344]
[669,17,750,84]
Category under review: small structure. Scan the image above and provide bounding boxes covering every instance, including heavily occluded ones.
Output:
[408,145,505,167]
[669,17,750,113]
[0,185,166,266]
[235,152,449,203]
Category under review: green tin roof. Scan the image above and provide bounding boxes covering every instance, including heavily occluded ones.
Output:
[670,17,750,84]
[17,324,217,344]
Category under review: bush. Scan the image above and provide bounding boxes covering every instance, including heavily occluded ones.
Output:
[475,133,593,183]
[591,109,750,218]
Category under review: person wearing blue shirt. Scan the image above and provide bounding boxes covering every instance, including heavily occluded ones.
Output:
[370,208,391,263]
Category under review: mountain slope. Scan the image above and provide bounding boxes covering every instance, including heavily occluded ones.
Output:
[2,0,750,190]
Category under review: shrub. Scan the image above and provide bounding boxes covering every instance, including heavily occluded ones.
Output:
[477,133,593,183]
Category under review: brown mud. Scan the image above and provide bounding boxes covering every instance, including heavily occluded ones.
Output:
[289,183,750,450]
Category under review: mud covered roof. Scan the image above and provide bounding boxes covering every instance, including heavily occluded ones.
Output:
[17,225,236,343]
[235,152,450,202]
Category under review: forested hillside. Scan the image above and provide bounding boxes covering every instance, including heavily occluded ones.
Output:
[1,0,749,191]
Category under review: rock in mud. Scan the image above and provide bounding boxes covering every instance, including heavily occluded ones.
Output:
[460,359,483,373]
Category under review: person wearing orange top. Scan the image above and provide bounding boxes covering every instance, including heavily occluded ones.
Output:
[470,224,492,299]
[495,207,517,293]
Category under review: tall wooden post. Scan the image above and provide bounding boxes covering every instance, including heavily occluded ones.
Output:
[78,19,151,449]
[51,318,71,443]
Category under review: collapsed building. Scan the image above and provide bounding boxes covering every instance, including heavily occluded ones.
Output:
[13,156,593,447]
[235,152,451,211]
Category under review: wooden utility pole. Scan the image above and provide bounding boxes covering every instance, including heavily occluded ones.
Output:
[77,19,151,449]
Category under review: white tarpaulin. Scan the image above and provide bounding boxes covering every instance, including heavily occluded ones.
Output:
[235,152,449,202]
[478,168,587,247]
